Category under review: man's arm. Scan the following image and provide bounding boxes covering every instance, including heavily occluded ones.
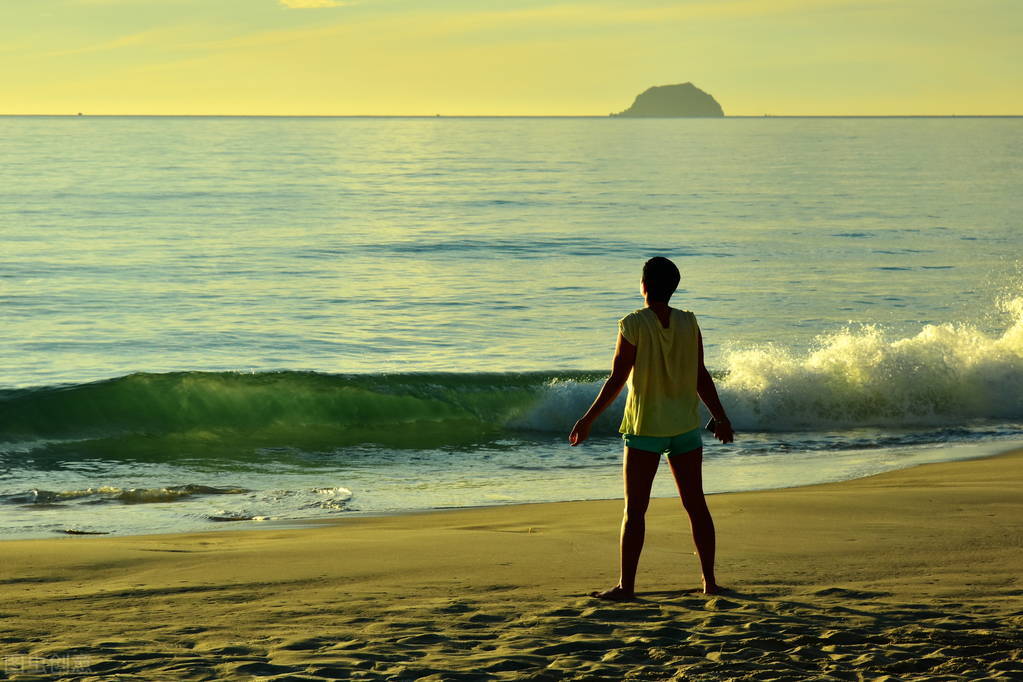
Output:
[697,330,734,444]
[569,333,636,446]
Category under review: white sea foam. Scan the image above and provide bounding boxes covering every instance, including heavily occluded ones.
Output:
[516,297,1023,433]
[719,296,1023,430]
[312,486,354,511]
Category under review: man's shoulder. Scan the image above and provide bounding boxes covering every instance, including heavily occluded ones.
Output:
[620,308,647,321]
[618,309,648,328]
[617,309,647,343]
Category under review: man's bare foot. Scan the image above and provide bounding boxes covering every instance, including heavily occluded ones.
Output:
[589,585,634,601]
[702,578,721,595]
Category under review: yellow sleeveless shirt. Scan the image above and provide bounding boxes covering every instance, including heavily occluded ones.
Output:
[618,307,701,437]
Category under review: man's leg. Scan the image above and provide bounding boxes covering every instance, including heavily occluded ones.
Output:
[592,447,660,600]
[666,448,719,594]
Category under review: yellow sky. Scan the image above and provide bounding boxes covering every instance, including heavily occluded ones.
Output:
[2,0,1020,116]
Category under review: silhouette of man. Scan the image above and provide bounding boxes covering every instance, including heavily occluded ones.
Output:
[570,257,733,600]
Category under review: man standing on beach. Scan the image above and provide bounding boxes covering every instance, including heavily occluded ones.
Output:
[569,257,733,600]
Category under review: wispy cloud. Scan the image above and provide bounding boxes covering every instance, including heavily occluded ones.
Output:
[279,0,351,8]
[39,28,181,58]
[435,0,903,29]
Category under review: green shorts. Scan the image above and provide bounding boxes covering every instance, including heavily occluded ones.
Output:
[622,427,703,456]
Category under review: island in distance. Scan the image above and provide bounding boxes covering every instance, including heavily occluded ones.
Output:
[611,82,724,117]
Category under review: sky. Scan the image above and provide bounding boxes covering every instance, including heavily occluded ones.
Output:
[2,0,1020,116]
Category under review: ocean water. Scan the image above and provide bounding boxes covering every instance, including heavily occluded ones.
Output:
[2,116,1022,539]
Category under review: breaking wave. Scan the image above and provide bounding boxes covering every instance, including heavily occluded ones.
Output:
[2,297,1021,463]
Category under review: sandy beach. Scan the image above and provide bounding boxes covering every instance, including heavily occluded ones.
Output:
[2,450,1021,681]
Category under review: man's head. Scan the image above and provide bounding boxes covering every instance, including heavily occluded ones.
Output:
[642,257,681,303]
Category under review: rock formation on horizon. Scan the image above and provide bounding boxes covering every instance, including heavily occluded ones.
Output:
[612,82,724,117]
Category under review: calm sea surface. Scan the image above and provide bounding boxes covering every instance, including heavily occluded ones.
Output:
[2,116,1021,538]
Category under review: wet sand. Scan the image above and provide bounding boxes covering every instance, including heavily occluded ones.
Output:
[2,450,1021,680]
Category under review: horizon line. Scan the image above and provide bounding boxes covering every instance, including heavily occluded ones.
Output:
[1,114,1021,119]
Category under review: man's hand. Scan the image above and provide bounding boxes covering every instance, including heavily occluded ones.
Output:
[713,418,734,444]
[569,418,592,446]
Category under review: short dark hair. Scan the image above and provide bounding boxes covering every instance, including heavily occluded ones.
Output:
[642,257,681,302]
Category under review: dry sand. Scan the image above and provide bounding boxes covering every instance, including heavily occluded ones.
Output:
[2,450,1022,681]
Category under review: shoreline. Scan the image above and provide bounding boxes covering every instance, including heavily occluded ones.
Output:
[167,439,1023,537]
[2,447,1021,679]
[3,114,1022,119]
[5,437,1020,543]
